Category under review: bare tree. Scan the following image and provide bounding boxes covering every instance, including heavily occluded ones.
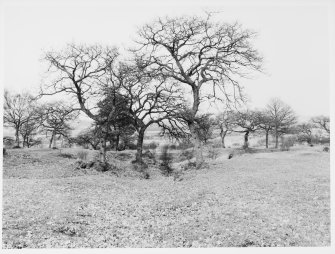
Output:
[255,110,274,148]
[3,90,37,147]
[19,107,43,148]
[135,14,262,166]
[231,110,260,149]
[42,44,119,162]
[311,116,330,134]
[40,102,78,149]
[112,62,184,162]
[216,110,235,148]
[296,122,314,145]
[266,98,297,148]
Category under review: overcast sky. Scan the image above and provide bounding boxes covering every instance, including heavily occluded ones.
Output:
[1,0,333,121]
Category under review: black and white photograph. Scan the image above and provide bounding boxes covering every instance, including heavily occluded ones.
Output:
[1,0,334,250]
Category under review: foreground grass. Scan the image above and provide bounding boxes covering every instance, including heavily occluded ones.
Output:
[2,146,330,248]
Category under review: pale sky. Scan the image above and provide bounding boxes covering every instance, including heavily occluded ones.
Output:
[1,0,334,121]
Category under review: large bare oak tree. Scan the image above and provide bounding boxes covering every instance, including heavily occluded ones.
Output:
[266,98,297,148]
[135,15,262,166]
[111,62,184,162]
[42,44,119,162]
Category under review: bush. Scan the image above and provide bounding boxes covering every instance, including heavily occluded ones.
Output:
[159,145,173,176]
[3,136,15,148]
[77,150,88,161]
[182,161,197,170]
[280,136,296,151]
[148,141,158,150]
[132,161,150,179]
[126,143,137,150]
[323,147,330,152]
[169,144,177,150]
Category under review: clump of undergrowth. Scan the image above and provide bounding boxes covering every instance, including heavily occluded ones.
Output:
[159,145,174,176]
[323,147,330,152]
[132,160,150,179]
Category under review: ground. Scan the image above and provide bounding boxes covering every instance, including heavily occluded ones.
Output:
[2,145,330,248]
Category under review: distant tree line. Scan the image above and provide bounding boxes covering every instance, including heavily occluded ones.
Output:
[193,97,329,149]
[3,90,78,149]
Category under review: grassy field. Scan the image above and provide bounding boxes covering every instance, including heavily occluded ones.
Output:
[2,145,330,248]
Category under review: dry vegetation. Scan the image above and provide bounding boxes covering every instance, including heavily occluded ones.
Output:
[2,145,330,248]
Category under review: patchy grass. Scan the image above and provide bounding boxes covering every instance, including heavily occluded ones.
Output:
[2,146,330,248]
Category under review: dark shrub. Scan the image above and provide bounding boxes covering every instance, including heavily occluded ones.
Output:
[323,147,330,152]
[169,144,177,150]
[126,143,137,150]
[148,141,158,150]
[93,161,110,172]
[3,148,7,156]
[182,161,196,170]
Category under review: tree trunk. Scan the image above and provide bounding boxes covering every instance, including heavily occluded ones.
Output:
[189,86,203,168]
[21,135,26,148]
[265,130,269,149]
[15,127,20,147]
[136,130,145,163]
[220,130,227,148]
[189,122,204,168]
[49,133,54,148]
[26,136,30,148]
[99,137,107,163]
[244,131,249,149]
[52,132,57,149]
[275,133,279,149]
